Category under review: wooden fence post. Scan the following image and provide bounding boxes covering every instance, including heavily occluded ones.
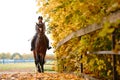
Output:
[80,55,83,73]
[2,59,4,64]
[112,29,117,80]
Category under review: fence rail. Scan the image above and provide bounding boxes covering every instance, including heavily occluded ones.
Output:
[87,51,120,55]
[0,59,34,64]
[0,59,55,65]
[56,10,120,49]
[55,10,120,80]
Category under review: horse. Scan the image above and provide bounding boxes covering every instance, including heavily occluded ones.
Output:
[33,24,47,73]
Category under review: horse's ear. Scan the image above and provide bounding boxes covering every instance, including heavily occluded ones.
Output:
[36,23,39,27]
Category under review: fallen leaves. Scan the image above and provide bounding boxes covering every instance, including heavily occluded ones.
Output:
[0,72,83,80]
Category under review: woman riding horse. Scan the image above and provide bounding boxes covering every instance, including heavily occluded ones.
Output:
[31,16,51,72]
[31,16,51,51]
[34,23,47,72]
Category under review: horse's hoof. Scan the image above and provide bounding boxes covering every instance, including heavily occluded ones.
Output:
[38,69,41,73]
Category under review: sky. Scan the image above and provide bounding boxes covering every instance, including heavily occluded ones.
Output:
[0,0,53,54]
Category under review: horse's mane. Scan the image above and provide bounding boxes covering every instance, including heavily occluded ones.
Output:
[36,23,44,28]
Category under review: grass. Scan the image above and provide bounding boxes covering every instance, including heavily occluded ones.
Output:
[0,62,55,72]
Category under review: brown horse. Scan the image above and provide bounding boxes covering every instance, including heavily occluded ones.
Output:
[33,24,47,73]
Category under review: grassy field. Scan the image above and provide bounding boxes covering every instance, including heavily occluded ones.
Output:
[0,62,55,72]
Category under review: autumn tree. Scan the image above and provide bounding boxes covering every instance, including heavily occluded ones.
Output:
[37,0,120,79]
[11,53,23,60]
[22,53,33,59]
[45,54,55,60]
[0,52,12,59]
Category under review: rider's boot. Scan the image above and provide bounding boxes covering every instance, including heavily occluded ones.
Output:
[48,46,52,50]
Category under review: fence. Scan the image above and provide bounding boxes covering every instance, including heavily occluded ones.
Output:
[0,59,55,65]
[56,10,120,80]
[0,59,34,64]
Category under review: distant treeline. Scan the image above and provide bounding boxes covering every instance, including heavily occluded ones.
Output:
[0,52,55,60]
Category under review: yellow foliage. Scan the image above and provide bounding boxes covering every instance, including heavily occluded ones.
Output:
[37,0,120,79]
[107,70,112,76]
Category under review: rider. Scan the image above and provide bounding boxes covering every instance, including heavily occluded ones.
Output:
[31,16,51,51]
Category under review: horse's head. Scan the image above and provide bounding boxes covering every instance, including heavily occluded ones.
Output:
[38,27,43,34]
[36,23,44,35]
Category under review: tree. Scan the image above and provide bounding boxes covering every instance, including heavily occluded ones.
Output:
[37,0,120,79]
[5,52,11,59]
[45,54,55,60]
[11,53,23,59]
[22,53,33,59]
[0,52,12,59]
[0,53,7,59]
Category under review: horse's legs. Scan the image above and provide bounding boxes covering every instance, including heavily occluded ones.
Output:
[34,60,41,73]
[33,50,38,71]
[35,61,37,67]
[40,55,45,73]
[41,58,44,73]
[37,63,41,72]
[33,51,42,73]
[37,54,42,73]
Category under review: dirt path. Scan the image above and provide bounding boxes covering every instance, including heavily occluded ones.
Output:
[0,67,56,75]
[0,65,83,80]
[0,72,83,80]
[0,68,34,73]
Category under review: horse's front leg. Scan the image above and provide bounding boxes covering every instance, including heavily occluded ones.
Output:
[33,50,41,73]
[41,64,44,73]
[33,50,37,67]
[40,55,45,73]
[33,50,38,72]
[37,63,41,73]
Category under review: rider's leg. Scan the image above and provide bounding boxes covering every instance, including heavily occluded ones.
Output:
[31,33,37,51]
[45,35,51,50]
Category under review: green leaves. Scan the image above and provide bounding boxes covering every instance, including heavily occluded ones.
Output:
[99,22,115,37]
